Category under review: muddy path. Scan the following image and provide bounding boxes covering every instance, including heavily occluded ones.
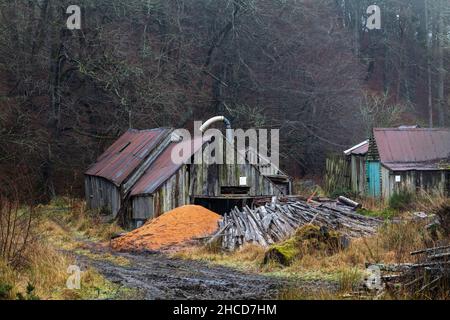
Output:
[74,246,336,300]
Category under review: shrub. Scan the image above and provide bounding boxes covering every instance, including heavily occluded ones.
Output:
[329,187,359,200]
[337,268,363,293]
[263,225,348,266]
[0,197,35,267]
[357,207,397,220]
[0,283,13,300]
[16,283,40,300]
[389,191,414,211]
[378,221,433,262]
[432,200,450,236]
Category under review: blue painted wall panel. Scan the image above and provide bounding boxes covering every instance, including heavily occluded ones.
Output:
[367,161,381,197]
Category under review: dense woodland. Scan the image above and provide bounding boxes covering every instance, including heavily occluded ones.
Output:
[0,0,449,199]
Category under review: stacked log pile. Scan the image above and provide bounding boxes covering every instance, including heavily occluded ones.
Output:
[210,199,382,251]
[370,245,450,298]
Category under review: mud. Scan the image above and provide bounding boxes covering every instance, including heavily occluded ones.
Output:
[75,247,336,300]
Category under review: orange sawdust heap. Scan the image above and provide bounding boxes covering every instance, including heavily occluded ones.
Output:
[112,205,221,251]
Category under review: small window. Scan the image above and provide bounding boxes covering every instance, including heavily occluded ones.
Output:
[395,175,401,183]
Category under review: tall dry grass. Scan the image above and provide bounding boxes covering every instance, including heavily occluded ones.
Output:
[57,198,123,241]
[0,197,35,267]
[175,219,440,283]
[175,191,450,299]
[0,197,126,300]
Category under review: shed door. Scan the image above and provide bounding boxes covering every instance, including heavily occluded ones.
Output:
[367,161,381,197]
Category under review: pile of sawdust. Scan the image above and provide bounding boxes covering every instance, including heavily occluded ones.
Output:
[112,205,221,251]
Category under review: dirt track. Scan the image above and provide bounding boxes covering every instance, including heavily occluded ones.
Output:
[75,248,336,300]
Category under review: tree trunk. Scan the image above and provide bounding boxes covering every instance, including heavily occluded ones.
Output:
[436,0,446,127]
[425,0,433,128]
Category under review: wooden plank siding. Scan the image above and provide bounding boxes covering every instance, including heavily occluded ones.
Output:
[325,154,351,194]
[130,160,283,220]
[131,165,190,220]
[84,175,121,217]
[350,154,366,195]
[381,168,448,200]
[131,196,153,220]
[152,165,190,217]
[381,165,391,199]
[189,163,283,197]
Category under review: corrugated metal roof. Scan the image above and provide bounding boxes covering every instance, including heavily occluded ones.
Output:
[85,128,170,186]
[383,162,446,171]
[130,135,209,196]
[344,140,369,156]
[374,128,450,171]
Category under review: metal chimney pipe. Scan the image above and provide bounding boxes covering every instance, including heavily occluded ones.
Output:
[199,116,233,143]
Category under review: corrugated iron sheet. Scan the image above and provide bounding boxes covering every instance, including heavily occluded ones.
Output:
[85,128,170,186]
[374,128,450,171]
[130,136,209,196]
[345,141,369,156]
[352,143,369,155]
[383,162,445,171]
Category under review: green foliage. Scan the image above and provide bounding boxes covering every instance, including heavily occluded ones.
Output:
[264,237,298,266]
[0,283,13,300]
[50,197,71,209]
[328,187,359,200]
[0,282,41,300]
[389,191,414,211]
[24,283,40,300]
[357,207,397,220]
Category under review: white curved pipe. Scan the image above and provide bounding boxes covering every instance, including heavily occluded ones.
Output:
[199,116,225,132]
[199,116,233,143]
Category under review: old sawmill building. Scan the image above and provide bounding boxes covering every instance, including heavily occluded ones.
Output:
[85,125,290,228]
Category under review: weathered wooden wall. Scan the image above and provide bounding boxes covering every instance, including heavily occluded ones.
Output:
[325,154,351,194]
[129,160,283,221]
[153,165,190,216]
[130,165,190,220]
[189,163,283,197]
[131,196,153,220]
[246,148,282,176]
[382,168,448,199]
[350,155,366,195]
[84,175,121,217]
[127,141,285,225]
[381,165,390,199]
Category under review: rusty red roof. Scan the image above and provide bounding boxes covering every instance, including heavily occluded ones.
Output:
[374,128,450,171]
[130,135,210,196]
[85,128,170,186]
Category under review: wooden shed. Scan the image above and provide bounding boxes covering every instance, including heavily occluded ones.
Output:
[344,140,368,195]
[85,128,290,228]
[345,128,450,199]
[84,128,171,217]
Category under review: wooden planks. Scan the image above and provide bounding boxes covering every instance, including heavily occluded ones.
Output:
[325,154,351,194]
[213,199,382,250]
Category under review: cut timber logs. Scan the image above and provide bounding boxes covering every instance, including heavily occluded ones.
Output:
[212,199,382,251]
[367,245,450,298]
[338,196,362,209]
